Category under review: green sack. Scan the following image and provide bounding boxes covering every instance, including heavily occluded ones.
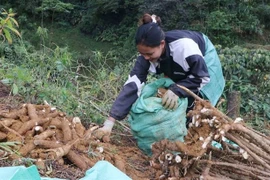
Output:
[128,78,188,156]
[200,34,225,106]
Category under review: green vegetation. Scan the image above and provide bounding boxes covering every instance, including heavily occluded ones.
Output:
[0,39,132,123]
[0,1,270,129]
[0,142,21,160]
[218,46,270,127]
[46,25,113,55]
[0,9,21,44]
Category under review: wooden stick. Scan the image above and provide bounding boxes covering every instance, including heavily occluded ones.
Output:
[200,160,270,177]
[176,85,233,123]
[226,133,270,170]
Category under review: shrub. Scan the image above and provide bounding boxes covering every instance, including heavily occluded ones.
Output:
[218,45,270,123]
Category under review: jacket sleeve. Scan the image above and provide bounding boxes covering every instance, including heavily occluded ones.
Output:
[168,38,210,97]
[109,56,150,120]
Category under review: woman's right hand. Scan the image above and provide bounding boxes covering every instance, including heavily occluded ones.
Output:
[93,117,115,142]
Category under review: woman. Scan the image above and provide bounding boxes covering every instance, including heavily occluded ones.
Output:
[95,13,225,140]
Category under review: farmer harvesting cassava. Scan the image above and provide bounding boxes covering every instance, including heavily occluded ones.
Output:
[94,13,225,153]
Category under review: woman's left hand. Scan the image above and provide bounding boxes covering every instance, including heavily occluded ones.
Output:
[162,89,178,110]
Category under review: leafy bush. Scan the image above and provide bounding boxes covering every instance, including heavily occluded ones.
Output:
[205,10,235,46]
[218,45,270,123]
[0,8,21,44]
[256,4,270,29]
[35,0,74,22]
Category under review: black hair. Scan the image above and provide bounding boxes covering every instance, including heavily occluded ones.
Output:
[135,14,165,47]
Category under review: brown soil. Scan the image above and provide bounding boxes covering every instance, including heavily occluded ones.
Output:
[0,82,10,97]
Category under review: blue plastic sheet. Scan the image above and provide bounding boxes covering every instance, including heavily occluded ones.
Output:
[80,161,131,180]
[0,161,131,180]
[0,165,41,180]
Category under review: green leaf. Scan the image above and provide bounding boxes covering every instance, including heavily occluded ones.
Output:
[0,141,21,153]
[55,61,64,72]
[9,17,19,27]
[1,79,11,85]
[4,25,21,38]
[6,20,13,28]
[12,83,18,95]
[3,28,12,44]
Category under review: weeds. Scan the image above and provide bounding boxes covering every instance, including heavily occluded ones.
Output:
[0,141,21,160]
[0,37,133,124]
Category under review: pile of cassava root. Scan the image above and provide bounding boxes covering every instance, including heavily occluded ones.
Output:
[150,85,270,180]
[0,103,126,174]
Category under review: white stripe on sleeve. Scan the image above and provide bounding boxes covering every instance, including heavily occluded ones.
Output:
[124,75,145,96]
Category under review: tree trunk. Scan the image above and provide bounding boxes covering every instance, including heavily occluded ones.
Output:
[227,91,241,119]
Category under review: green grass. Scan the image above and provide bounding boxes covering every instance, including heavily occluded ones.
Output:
[26,22,114,57]
[48,26,112,53]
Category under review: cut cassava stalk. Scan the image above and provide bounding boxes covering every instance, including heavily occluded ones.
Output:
[149,85,270,179]
[177,85,233,122]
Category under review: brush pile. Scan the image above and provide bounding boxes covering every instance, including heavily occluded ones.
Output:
[150,86,270,180]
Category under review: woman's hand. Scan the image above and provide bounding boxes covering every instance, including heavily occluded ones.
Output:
[93,117,115,142]
[162,89,179,110]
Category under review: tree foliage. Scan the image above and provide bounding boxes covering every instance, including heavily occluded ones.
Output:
[1,0,269,46]
[0,8,21,44]
[218,46,270,122]
[35,0,74,21]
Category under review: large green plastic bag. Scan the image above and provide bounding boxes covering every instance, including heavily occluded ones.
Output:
[128,78,188,156]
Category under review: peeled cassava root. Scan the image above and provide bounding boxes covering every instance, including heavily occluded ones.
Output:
[0,103,126,172]
[150,85,270,180]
